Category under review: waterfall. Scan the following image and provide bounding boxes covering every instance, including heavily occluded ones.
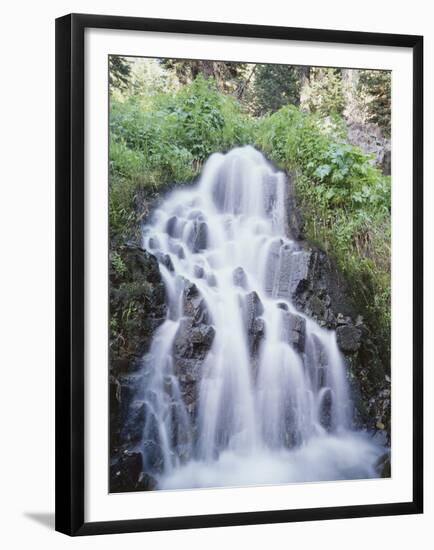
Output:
[134,146,384,490]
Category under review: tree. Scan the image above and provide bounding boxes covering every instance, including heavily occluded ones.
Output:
[253,64,303,115]
[301,68,345,116]
[358,71,391,136]
[109,56,132,92]
[160,60,248,94]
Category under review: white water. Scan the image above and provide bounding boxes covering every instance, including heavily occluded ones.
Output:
[138,146,384,490]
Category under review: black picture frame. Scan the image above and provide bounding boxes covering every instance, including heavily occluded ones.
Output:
[55,13,423,536]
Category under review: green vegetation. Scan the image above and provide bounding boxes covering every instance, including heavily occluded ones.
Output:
[109,56,391,357]
[256,105,390,352]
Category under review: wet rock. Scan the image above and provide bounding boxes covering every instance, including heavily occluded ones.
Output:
[277,248,311,300]
[250,318,265,356]
[191,220,208,252]
[182,281,211,324]
[166,216,178,237]
[376,452,391,478]
[319,388,333,431]
[172,316,215,419]
[275,246,355,330]
[121,401,145,444]
[155,252,174,272]
[263,174,278,214]
[244,291,264,328]
[264,240,282,295]
[277,302,289,311]
[233,267,247,288]
[109,375,122,448]
[194,265,205,278]
[110,451,154,493]
[173,318,215,360]
[142,439,165,475]
[242,291,265,356]
[170,242,185,259]
[183,279,199,299]
[305,334,328,389]
[336,324,362,353]
[281,311,306,352]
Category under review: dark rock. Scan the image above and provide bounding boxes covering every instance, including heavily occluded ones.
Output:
[173,279,216,418]
[121,400,145,444]
[286,172,304,240]
[109,244,169,481]
[277,302,289,310]
[172,317,215,419]
[242,291,265,356]
[110,451,149,493]
[376,452,391,478]
[336,325,362,353]
[233,267,247,288]
[319,388,333,430]
[182,281,211,325]
[250,318,265,356]
[109,375,122,448]
[155,252,174,272]
[275,246,355,328]
[281,311,306,352]
[173,318,215,361]
[277,248,311,300]
[183,279,199,299]
[166,216,178,237]
[142,439,165,474]
[191,220,208,252]
[382,148,391,176]
[244,291,264,328]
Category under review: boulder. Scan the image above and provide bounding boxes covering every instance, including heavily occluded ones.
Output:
[281,311,306,352]
[250,318,265,357]
[172,281,216,418]
[277,248,311,300]
[243,291,264,329]
[182,281,211,324]
[191,220,208,252]
[173,318,215,361]
[242,291,265,356]
[336,324,362,353]
[155,252,174,272]
[166,215,178,237]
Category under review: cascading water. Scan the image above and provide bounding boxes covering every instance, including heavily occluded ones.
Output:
[134,146,384,490]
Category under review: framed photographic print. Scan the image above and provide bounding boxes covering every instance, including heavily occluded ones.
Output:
[55,13,423,536]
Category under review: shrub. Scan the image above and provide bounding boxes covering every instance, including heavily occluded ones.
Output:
[255,105,391,351]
